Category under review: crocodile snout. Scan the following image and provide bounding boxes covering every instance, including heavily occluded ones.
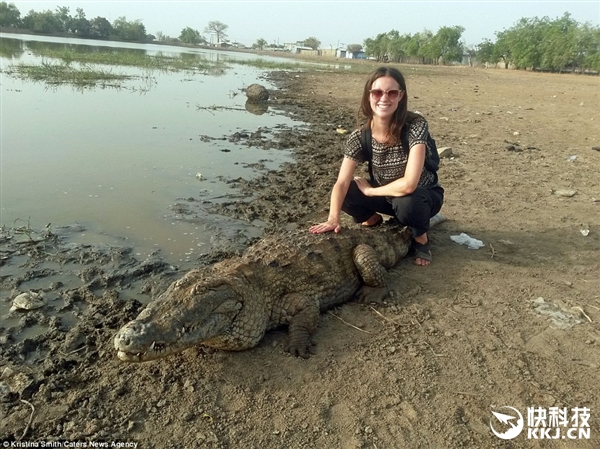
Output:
[114,321,143,350]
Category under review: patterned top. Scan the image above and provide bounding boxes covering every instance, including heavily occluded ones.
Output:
[344,115,437,190]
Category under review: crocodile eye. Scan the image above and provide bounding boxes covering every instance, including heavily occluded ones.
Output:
[192,285,206,295]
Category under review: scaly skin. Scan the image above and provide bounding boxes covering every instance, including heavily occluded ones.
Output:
[114,217,445,362]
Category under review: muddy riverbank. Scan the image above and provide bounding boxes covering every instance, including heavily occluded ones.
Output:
[2,65,600,448]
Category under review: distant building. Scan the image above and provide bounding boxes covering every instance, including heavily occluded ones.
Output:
[320,48,337,58]
[294,46,316,54]
[346,51,366,59]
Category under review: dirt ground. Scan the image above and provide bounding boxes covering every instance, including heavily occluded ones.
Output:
[2,63,600,448]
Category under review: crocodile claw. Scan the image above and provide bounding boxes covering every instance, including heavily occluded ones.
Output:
[284,338,316,358]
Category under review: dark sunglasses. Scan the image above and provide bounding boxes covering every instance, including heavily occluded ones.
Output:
[369,89,401,101]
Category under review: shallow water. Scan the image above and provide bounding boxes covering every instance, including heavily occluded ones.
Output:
[0,34,301,265]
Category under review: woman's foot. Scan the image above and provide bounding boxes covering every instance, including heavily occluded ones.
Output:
[361,213,383,227]
[413,234,432,266]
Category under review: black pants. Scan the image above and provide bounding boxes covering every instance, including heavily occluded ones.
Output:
[342,181,444,238]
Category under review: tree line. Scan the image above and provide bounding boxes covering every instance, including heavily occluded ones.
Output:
[2,2,599,72]
[0,2,151,41]
[0,2,239,48]
[364,26,465,65]
[363,13,600,72]
[477,13,599,72]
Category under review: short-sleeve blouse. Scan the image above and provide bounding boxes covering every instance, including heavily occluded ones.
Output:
[344,115,436,188]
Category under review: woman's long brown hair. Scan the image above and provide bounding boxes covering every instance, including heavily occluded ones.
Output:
[357,66,418,146]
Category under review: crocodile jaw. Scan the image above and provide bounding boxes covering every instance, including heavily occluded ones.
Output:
[114,283,243,362]
[114,320,190,362]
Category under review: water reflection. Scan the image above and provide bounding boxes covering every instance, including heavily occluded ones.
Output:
[0,36,25,58]
[245,100,269,115]
[0,34,301,266]
[1,35,233,92]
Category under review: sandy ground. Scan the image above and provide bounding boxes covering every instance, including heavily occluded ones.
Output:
[2,63,600,448]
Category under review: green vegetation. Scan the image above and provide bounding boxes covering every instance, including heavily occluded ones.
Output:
[479,13,600,72]
[25,46,227,73]
[364,26,466,65]
[253,38,268,51]
[301,37,321,51]
[364,13,600,72]
[2,1,598,72]
[0,42,328,88]
[179,27,205,45]
[5,61,132,87]
[0,2,153,41]
[0,42,232,88]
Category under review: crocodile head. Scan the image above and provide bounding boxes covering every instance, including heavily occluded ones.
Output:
[114,276,243,362]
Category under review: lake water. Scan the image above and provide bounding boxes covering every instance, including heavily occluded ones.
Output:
[0,34,303,265]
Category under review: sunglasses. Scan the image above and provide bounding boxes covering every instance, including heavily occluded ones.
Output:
[369,89,402,101]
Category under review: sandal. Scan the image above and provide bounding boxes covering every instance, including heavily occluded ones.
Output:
[412,240,433,264]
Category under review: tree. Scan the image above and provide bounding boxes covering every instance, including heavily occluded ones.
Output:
[403,33,420,59]
[254,38,268,50]
[475,39,496,65]
[492,30,512,68]
[302,36,321,50]
[89,16,112,39]
[576,23,600,72]
[386,31,407,62]
[71,7,90,36]
[0,2,21,27]
[179,26,201,45]
[412,30,435,63]
[464,44,477,67]
[364,33,387,60]
[22,9,61,33]
[112,16,147,41]
[204,20,228,44]
[432,26,465,64]
[504,17,545,69]
[54,6,71,32]
[539,14,573,71]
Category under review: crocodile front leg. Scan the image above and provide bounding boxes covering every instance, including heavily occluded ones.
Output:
[353,244,389,303]
[277,293,320,358]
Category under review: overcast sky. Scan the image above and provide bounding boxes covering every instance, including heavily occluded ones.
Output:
[8,1,600,47]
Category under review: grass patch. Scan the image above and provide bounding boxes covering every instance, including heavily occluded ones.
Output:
[4,61,133,88]
[27,47,229,73]
[3,43,372,89]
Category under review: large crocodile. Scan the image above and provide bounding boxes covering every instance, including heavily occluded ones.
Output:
[114,215,445,362]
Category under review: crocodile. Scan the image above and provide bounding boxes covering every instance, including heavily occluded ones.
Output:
[114,215,446,362]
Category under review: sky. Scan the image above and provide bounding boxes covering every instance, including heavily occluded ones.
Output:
[8,0,600,48]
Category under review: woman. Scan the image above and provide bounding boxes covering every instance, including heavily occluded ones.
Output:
[309,66,444,266]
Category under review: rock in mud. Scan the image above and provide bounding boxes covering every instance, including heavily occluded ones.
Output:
[246,83,269,103]
[10,291,46,312]
[437,147,453,158]
[553,189,577,198]
[0,366,34,401]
